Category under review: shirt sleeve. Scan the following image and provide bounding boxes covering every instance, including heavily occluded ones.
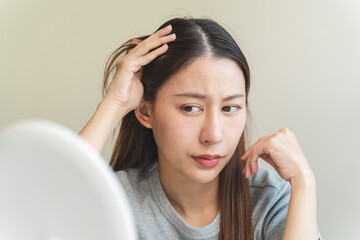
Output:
[263,180,323,240]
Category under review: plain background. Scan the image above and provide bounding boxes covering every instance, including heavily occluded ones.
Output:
[1,0,359,239]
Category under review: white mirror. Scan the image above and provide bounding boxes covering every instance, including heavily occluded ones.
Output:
[0,120,138,240]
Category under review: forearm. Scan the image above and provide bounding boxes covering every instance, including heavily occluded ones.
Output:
[282,170,318,240]
[78,98,127,154]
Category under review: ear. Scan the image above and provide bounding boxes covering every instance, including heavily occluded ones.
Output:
[134,99,153,129]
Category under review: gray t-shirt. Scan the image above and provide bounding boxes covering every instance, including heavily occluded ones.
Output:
[116,163,323,239]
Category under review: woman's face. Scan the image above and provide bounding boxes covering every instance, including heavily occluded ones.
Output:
[148,57,247,184]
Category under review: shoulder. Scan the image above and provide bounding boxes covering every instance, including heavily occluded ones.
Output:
[115,163,159,196]
[115,167,141,186]
[114,167,153,202]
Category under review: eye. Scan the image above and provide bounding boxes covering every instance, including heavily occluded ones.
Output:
[222,106,240,112]
[180,105,202,113]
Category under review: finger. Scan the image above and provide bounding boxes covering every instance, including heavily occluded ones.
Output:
[242,157,247,174]
[247,147,263,178]
[240,150,250,160]
[259,153,279,172]
[146,24,173,43]
[244,152,253,178]
[241,136,267,160]
[245,159,251,178]
[241,152,249,174]
[127,47,138,55]
[242,147,255,178]
[130,38,142,45]
[247,153,255,178]
[132,32,176,58]
[251,159,259,175]
[130,24,174,55]
[246,159,254,178]
[136,43,169,66]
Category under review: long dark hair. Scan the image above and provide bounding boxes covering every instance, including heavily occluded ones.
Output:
[102,16,254,240]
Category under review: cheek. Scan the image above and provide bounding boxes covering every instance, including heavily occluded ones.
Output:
[152,109,196,154]
[224,115,246,144]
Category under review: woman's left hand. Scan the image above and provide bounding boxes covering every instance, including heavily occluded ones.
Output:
[240,128,313,182]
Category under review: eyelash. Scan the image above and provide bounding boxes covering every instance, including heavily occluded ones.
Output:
[222,106,239,112]
[181,106,201,113]
[180,105,241,114]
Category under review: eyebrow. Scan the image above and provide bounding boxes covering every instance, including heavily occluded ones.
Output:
[172,93,245,101]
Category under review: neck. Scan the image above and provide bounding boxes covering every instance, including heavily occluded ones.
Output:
[157,159,220,222]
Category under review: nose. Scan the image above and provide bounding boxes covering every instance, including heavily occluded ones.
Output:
[199,111,224,145]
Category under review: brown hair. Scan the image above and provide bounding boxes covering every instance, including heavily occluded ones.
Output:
[102,16,254,240]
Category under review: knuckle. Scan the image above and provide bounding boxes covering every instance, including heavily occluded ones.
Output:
[127,47,135,54]
[116,58,124,65]
[279,128,290,134]
[268,136,277,146]
[264,144,272,155]
[119,59,128,66]
[130,38,140,45]
[273,132,281,138]
[144,41,151,49]
[159,37,167,45]
[142,54,151,62]
[121,60,133,70]
[158,28,165,34]
[283,128,295,137]
[245,147,252,156]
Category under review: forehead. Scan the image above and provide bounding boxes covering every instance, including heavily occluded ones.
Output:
[158,57,246,97]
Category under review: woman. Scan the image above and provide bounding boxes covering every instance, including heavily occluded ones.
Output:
[79,17,322,239]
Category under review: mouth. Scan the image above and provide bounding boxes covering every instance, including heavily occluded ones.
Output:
[192,154,222,160]
[192,154,222,167]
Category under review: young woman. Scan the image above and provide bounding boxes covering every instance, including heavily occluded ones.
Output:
[79,17,322,240]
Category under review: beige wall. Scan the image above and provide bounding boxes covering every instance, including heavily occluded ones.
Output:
[1,0,359,238]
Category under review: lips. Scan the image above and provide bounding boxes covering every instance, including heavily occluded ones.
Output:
[193,154,222,160]
[192,154,221,167]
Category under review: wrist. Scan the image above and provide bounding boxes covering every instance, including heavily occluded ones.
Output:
[98,97,129,124]
[289,168,316,185]
[78,98,127,154]
[289,168,316,189]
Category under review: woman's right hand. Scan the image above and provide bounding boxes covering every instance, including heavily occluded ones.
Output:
[103,24,176,115]
[78,24,175,153]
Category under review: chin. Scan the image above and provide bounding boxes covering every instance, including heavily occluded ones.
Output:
[187,167,222,184]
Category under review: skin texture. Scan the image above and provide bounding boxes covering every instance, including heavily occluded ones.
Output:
[135,57,247,226]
